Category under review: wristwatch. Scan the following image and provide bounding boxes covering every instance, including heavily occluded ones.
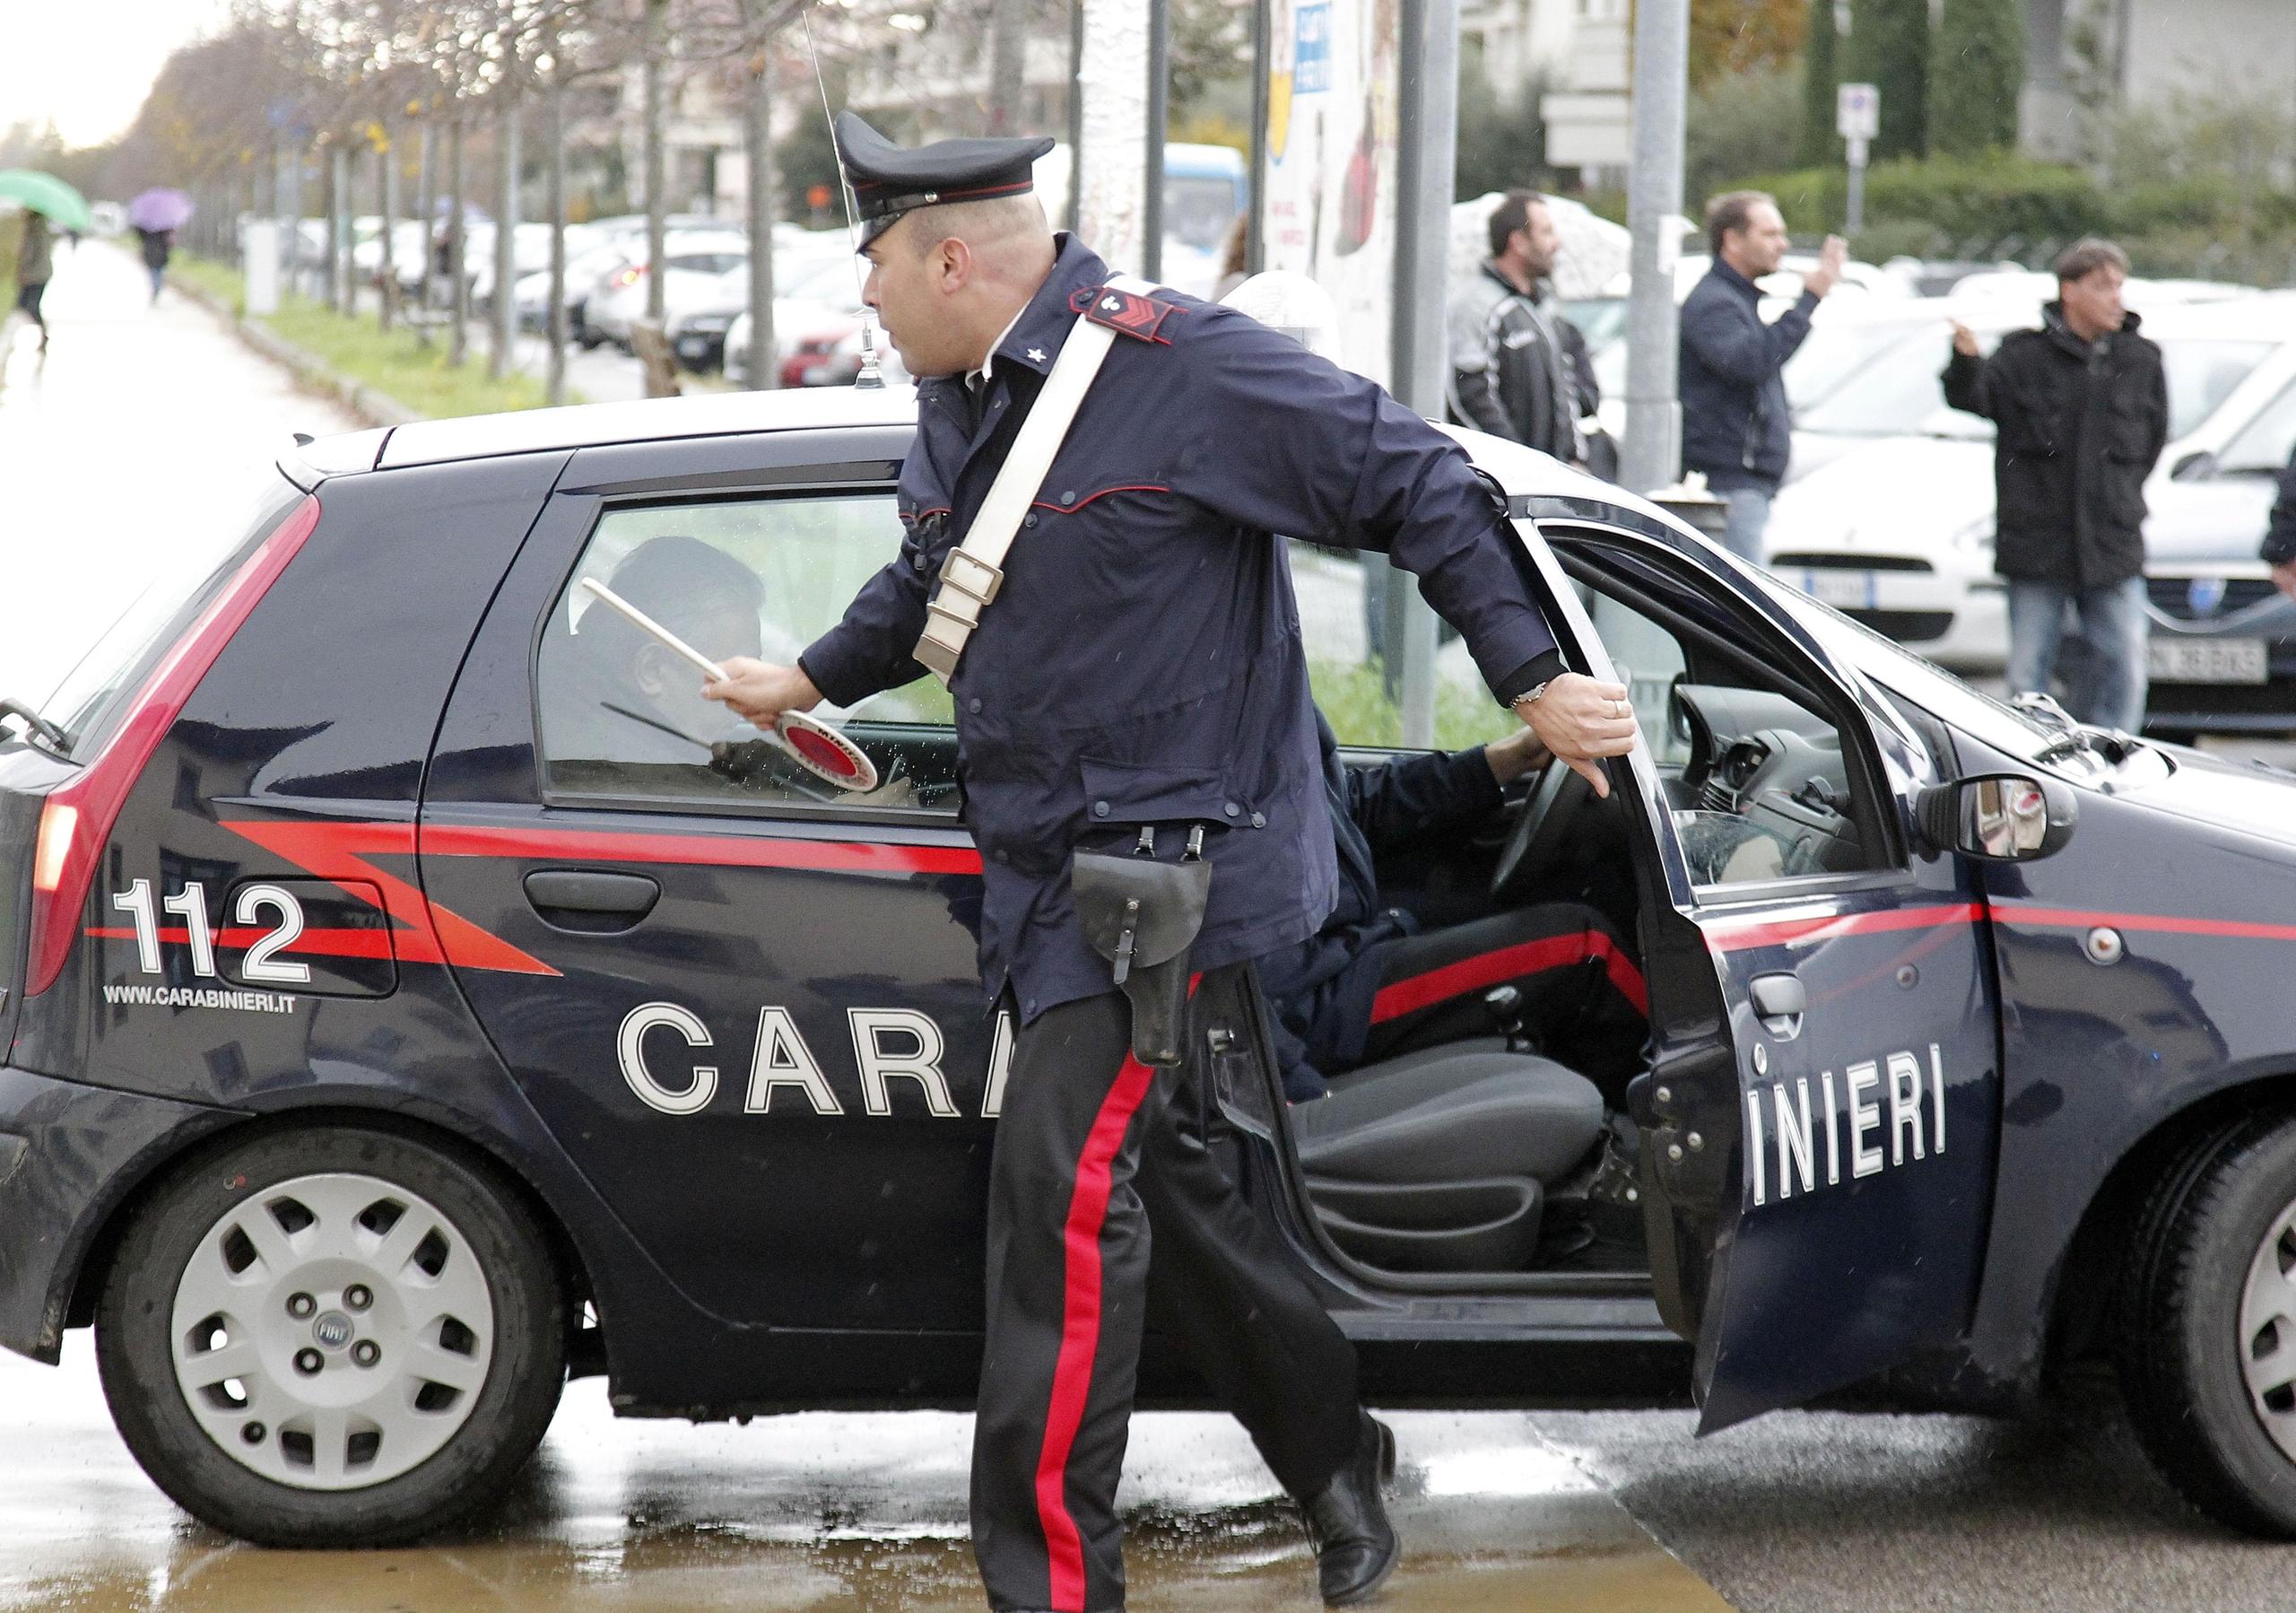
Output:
[1509,681,1552,711]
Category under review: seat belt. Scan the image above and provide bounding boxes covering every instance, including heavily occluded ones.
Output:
[912,273,1156,684]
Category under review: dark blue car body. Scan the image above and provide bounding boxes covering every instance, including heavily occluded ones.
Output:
[8,390,2296,1538]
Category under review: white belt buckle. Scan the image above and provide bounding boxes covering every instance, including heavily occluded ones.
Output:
[938,549,1004,606]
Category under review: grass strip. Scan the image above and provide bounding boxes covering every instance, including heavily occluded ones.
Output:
[176,252,565,418]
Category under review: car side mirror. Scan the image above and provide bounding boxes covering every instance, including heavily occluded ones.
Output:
[2170,449,2217,482]
[1915,772,2078,863]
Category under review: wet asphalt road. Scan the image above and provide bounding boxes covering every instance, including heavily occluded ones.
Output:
[14,231,2296,1612]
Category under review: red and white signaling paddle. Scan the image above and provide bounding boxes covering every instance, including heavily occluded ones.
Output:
[578,576,879,792]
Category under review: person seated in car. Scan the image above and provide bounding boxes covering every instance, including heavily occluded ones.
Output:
[547,534,778,778]
[1258,711,1649,1105]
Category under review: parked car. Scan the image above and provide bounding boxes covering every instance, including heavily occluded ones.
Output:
[13,392,2296,1552]
[583,231,750,350]
[2138,374,2296,736]
[721,257,879,381]
[1759,294,2296,676]
[673,245,861,373]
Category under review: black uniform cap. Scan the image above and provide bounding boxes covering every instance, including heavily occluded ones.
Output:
[835,111,1055,247]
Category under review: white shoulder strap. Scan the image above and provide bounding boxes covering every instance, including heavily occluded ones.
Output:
[913,273,1157,683]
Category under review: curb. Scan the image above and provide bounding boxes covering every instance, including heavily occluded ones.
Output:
[165,266,425,430]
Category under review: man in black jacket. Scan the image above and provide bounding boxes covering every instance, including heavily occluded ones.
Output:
[1257,712,1648,1108]
[1678,190,1846,562]
[1447,189,1604,472]
[1944,238,2168,732]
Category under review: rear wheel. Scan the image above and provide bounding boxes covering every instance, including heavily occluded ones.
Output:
[96,1125,566,1547]
[2121,1112,2296,1535]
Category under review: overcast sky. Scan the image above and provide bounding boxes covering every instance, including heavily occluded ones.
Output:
[1,0,230,148]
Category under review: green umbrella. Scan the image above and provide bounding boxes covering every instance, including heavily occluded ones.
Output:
[0,171,92,233]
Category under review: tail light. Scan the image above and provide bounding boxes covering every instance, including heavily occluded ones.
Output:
[23,494,322,998]
[611,266,644,289]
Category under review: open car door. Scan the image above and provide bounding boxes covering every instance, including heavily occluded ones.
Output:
[1516,514,2005,1434]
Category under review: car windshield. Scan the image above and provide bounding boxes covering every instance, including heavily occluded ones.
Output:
[1796,326,2274,441]
[1744,567,2116,776]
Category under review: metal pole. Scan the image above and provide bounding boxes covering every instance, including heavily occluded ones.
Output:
[1144,0,1168,283]
[549,72,570,405]
[414,118,435,324]
[1386,0,1459,749]
[744,48,778,390]
[1621,0,1690,495]
[1066,1,1084,232]
[1845,136,1868,234]
[1246,0,1270,274]
[378,126,396,330]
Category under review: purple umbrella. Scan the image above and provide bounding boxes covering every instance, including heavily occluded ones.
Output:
[127,188,194,232]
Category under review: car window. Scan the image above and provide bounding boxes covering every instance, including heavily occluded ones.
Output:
[2159,339,2274,440]
[2219,378,2296,475]
[536,493,957,812]
[1562,541,1897,889]
[1284,540,1520,751]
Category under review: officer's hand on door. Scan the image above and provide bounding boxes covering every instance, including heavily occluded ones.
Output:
[1518,672,1638,799]
[702,658,822,729]
[2274,561,2296,601]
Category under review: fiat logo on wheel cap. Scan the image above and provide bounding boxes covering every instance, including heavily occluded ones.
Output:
[312,1312,354,1349]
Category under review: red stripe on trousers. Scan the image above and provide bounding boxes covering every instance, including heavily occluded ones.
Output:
[1033,1051,1159,1612]
[1369,929,1649,1023]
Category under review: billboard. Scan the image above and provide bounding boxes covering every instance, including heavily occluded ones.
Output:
[1257,0,1403,387]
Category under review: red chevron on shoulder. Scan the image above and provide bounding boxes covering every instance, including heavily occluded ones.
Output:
[1068,284,1180,343]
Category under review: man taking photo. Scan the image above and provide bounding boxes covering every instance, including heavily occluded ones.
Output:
[1944,238,2167,732]
[1678,190,1847,562]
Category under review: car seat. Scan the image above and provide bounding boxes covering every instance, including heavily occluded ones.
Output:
[1289,1042,1606,1274]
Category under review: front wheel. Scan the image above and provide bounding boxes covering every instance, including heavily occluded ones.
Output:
[2121,1113,2296,1535]
[96,1125,567,1547]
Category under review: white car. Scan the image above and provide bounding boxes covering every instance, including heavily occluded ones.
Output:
[721,256,874,379]
[1760,294,2296,674]
[583,231,751,349]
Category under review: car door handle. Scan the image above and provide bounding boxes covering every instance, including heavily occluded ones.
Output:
[523,869,660,929]
[1751,972,1805,1040]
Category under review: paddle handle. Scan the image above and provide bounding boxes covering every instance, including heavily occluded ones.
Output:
[578,577,728,683]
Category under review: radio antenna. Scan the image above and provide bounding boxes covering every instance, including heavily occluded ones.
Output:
[803,4,883,389]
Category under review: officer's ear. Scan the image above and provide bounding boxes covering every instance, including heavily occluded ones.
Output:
[929,234,974,295]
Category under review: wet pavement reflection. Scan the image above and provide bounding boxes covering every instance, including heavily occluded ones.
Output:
[0,1338,1727,1611]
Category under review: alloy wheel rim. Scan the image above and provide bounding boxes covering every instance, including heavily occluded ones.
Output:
[169,1172,496,1490]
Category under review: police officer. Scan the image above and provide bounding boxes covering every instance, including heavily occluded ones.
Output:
[705,114,1639,1613]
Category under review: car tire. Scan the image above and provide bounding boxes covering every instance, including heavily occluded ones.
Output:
[95,1125,567,1548]
[2120,1112,2296,1536]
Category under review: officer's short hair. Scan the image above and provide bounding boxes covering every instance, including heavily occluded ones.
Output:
[1705,190,1776,257]
[1487,189,1544,259]
[2055,237,2130,285]
[900,192,1048,259]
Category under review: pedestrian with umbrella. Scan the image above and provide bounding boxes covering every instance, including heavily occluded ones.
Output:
[0,171,91,353]
[129,189,194,306]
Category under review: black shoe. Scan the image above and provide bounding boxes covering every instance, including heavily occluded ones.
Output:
[1302,1412,1398,1607]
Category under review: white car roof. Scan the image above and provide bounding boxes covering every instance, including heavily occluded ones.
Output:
[359,388,1636,515]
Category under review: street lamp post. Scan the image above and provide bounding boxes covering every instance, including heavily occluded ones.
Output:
[1621,0,1689,495]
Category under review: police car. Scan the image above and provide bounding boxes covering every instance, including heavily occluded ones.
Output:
[9,387,2296,1549]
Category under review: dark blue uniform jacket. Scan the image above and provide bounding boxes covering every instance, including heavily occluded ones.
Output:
[1256,714,1500,1101]
[800,235,1559,1024]
[1678,260,1818,493]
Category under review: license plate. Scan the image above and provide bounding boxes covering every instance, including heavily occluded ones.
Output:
[2147,637,2267,684]
[1796,568,1878,610]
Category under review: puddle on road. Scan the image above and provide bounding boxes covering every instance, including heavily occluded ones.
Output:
[0,1340,1729,1611]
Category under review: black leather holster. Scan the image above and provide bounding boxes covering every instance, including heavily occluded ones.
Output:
[1072,839,1212,1067]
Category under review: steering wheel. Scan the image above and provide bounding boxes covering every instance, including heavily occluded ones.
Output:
[1489,759,1596,901]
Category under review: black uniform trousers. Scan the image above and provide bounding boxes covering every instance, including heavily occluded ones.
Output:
[972,965,1361,1613]
[1360,904,1648,1094]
